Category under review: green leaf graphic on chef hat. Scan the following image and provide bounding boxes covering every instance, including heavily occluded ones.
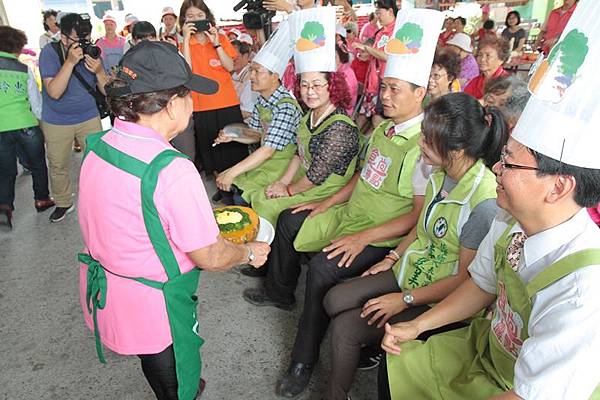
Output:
[300,21,325,42]
[548,29,588,78]
[394,22,423,48]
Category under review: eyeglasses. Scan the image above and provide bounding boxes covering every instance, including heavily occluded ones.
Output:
[300,81,329,92]
[499,148,539,171]
[429,72,448,82]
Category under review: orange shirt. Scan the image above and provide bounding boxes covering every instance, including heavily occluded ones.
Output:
[186,34,240,112]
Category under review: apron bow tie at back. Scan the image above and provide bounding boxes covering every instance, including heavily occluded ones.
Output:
[79,252,108,363]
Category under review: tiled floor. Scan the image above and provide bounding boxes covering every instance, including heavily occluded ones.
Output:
[0,154,378,400]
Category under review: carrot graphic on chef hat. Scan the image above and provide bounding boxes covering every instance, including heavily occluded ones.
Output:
[385,23,424,55]
[296,21,326,52]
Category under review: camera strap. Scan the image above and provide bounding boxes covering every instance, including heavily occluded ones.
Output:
[51,42,105,104]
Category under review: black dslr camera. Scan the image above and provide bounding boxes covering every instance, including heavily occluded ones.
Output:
[233,0,275,31]
[74,13,101,59]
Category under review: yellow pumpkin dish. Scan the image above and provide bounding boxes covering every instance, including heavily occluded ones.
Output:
[213,206,260,244]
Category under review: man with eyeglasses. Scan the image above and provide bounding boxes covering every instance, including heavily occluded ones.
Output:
[39,13,109,223]
[379,3,600,398]
[213,22,302,207]
[241,10,445,397]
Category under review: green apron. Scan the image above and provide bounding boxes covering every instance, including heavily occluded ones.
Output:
[234,98,301,195]
[79,130,204,400]
[387,221,600,400]
[294,119,420,252]
[243,112,358,226]
[393,160,497,291]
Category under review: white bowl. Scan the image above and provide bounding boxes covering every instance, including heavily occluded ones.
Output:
[256,217,275,244]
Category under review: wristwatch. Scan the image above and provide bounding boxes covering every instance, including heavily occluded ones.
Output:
[245,244,255,263]
[403,291,414,307]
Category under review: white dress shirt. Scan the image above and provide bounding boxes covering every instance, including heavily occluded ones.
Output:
[469,208,600,399]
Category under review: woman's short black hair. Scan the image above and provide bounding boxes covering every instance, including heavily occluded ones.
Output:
[0,26,28,54]
[375,0,398,16]
[42,9,58,31]
[433,51,461,82]
[107,78,190,122]
[132,21,157,41]
[505,11,521,27]
[483,19,495,30]
[532,151,600,208]
[422,92,508,169]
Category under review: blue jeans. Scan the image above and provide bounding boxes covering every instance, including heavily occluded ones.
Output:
[0,126,50,209]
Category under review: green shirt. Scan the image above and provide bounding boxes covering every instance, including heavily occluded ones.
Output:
[0,51,38,132]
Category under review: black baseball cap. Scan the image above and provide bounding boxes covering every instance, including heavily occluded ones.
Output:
[105,41,218,97]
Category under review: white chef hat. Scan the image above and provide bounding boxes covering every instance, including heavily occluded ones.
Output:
[289,7,336,74]
[253,20,293,78]
[383,8,444,88]
[512,0,600,168]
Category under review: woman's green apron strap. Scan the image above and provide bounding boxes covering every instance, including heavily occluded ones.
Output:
[80,133,204,400]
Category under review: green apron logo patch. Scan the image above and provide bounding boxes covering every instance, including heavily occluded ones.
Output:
[433,217,448,238]
[361,148,392,190]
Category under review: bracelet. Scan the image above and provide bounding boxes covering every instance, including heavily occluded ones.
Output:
[286,185,293,197]
[384,255,397,263]
[389,249,400,261]
[213,43,221,49]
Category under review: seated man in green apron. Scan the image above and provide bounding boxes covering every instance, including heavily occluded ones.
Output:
[213,21,301,203]
[379,6,600,399]
[242,9,446,398]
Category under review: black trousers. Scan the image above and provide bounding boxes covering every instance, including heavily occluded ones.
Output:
[138,345,179,400]
[192,106,248,175]
[290,245,392,364]
[0,126,50,209]
[264,209,311,302]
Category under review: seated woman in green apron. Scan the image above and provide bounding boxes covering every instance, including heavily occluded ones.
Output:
[379,5,600,398]
[240,9,359,227]
[322,92,507,400]
[76,41,270,400]
[213,21,302,203]
[241,9,449,398]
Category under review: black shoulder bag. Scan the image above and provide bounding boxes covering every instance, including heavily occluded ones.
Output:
[51,42,111,119]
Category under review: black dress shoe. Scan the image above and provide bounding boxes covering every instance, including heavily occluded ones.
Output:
[240,265,267,277]
[276,362,313,398]
[242,288,294,311]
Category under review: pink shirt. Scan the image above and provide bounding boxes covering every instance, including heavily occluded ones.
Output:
[359,22,378,41]
[78,119,219,355]
[338,63,358,115]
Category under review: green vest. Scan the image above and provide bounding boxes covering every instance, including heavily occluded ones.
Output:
[234,97,301,194]
[294,119,421,252]
[243,111,358,226]
[393,160,497,290]
[0,51,38,132]
[386,220,600,400]
[79,131,204,400]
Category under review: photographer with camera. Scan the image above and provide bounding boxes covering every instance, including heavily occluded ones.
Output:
[39,13,109,223]
[180,0,249,179]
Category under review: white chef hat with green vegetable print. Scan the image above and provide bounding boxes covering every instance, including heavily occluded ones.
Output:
[513,0,600,168]
[289,7,336,74]
[383,8,444,88]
